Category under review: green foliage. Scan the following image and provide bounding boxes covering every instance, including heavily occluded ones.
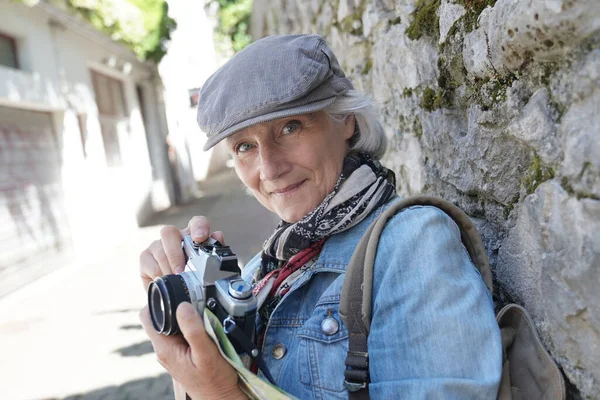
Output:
[23,0,176,62]
[129,0,177,62]
[212,0,253,53]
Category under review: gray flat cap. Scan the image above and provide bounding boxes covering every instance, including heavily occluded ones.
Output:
[197,34,354,150]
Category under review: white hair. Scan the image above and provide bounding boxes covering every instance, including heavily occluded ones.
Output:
[323,90,387,160]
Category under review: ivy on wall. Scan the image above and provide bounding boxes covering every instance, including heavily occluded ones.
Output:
[19,0,176,62]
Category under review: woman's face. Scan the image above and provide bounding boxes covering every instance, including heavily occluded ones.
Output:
[225,111,355,223]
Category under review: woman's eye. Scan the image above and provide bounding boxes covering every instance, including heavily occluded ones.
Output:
[282,120,301,135]
[235,143,254,154]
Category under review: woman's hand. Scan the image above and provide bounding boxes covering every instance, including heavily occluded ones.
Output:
[139,216,242,399]
[140,303,246,400]
[139,216,225,291]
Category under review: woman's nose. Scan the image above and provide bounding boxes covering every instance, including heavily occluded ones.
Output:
[258,145,291,181]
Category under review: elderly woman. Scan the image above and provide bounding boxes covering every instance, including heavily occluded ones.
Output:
[139,34,502,399]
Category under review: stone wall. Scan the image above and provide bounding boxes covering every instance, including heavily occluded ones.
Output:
[251,0,599,398]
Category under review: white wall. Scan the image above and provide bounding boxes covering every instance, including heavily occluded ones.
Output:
[0,1,171,258]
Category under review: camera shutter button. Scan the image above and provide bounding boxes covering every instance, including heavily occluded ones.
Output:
[228,279,253,299]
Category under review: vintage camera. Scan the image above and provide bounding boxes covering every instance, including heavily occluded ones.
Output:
[147,236,257,349]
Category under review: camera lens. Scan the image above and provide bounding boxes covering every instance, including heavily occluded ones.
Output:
[147,274,190,335]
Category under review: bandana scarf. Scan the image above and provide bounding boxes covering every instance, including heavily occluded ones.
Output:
[253,153,396,315]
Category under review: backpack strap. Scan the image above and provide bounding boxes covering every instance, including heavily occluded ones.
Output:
[339,195,493,398]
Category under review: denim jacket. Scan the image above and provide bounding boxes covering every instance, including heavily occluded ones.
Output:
[242,199,502,399]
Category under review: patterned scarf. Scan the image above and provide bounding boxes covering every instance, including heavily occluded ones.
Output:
[252,152,396,321]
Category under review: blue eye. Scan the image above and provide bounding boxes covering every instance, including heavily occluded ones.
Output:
[283,121,300,135]
[235,143,254,153]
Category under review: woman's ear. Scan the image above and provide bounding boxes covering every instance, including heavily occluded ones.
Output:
[343,114,356,140]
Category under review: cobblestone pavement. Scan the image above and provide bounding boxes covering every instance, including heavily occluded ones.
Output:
[0,170,280,400]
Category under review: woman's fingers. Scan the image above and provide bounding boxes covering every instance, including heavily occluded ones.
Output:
[160,226,185,273]
[211,230,225,244]
[187,216,226,244]
[140,304,241,399]
[176,303,227,367]
[175,303,240,396]
[139,247,162,290]
[140,217,225,293]
[188,216,211,243]
[139,307,187,370]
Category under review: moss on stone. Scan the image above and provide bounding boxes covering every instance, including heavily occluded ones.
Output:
[503,193,520,219]
[406,0,441,40]
[576,192,600,200]
[522,154,555,195]
[420,86,452,111]
[561,176,600,200]
[413,117,423,138]
[311,0,325,26]
[455,0,497,33]
[435,54,465,109]
[540,61,560,87]
[340,13,363,36]
[389,16,402,26]
[561,177,576,196]
[403,87,414,97]
[548,95,567,124]
[579,161,592,179]
[434,89,453,109]
[446,16,461,39]
[420,87,437,111]
[361,58,373,75]
[466,72,516,111]
[336,0,368,36]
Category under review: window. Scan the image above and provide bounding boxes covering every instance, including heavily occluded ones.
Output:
[90,70,128,167]
[0,33,18,69]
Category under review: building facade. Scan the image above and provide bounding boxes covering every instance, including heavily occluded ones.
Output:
[0,1,175,297]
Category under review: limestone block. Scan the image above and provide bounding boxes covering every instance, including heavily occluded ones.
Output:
[507,88,560,164]
[371,24,438,104]
[497,181,600,399]
[362,1,380,38]
[328,27,372,93]
[420,106,531,205]
[384,132,425,196]
[438,0,466,45]
[292,0,321,33]
[569,49,600,104]
[314,1,336,36]
[337,0,361,24]
[250,0,267,38]
[485,0,600,71]
[559,87,600,198]
[463,7,493,79]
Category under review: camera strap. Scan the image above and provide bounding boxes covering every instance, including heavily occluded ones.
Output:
[223,317,277,385]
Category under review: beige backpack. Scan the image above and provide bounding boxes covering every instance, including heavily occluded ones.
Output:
[339,196,566,400]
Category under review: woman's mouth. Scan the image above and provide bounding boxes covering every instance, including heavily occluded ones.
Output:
[272,180,306,197]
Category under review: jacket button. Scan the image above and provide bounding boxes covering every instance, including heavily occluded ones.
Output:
[272,343,287,360]
[321,317,339,335]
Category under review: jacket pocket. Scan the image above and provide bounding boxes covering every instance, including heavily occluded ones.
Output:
[297,300,349,394]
